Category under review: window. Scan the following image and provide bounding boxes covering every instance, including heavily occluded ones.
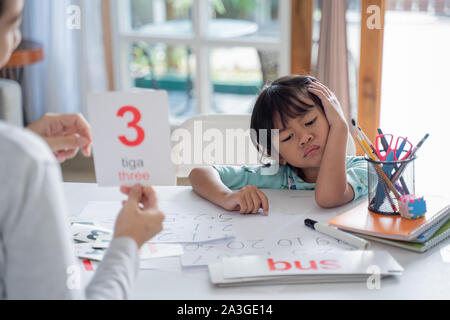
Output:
[110,0,291,125]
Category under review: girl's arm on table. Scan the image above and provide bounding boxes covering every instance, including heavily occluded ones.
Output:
[189,167,269,214]
[315,123,354,208]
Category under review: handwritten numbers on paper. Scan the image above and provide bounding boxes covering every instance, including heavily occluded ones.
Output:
[222,224,232,232]
[193,214,214,221]
[227,241,245,250]
[316,236,331,246]
[250,239,265,249]
[218,214,232,222]
[152,212,234,243]
[117,106,145,147]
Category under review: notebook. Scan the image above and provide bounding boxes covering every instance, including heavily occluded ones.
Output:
[208,251,403,287]
[328,195,450,241]
[356,219,450,253]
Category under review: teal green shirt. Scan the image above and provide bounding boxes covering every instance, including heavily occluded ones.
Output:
[213,156,369,201]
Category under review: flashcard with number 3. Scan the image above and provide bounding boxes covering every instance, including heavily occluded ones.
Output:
[88,90,175,186]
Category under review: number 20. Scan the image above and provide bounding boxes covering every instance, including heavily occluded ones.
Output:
[117,106,145,147]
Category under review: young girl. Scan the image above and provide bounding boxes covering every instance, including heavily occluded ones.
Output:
[189,75,368,214]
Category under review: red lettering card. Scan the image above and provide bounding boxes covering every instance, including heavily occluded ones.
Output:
[209,251,403,286]
[88,91,175,186]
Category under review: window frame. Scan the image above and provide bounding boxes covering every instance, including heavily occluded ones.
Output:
[110,0,291,121]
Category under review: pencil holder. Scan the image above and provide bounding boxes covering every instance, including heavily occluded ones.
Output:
[365,156,416,216]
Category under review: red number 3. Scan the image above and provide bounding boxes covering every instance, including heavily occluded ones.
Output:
[117,106,145,147]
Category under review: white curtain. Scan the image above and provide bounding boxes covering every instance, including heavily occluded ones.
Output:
[20,0,107,124]
[315,0,352,125]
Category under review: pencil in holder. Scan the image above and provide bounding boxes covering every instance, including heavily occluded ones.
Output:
[365,156,416,216]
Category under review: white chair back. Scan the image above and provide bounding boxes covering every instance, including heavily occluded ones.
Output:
[172,114,259,178]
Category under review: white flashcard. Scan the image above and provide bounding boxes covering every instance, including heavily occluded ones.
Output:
[221,251,403,279]
[88,90,175,186]
[208,251,404,286]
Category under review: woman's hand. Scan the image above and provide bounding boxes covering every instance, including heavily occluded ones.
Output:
[307,81,347,129]
[27,113,92,163]
[114,184,165,248]
[222,186,269,215]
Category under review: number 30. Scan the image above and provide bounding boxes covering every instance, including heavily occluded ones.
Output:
[117,106,145,147]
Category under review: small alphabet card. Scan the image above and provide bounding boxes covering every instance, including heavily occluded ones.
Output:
[71,223,112,243]
[88,90,175,186]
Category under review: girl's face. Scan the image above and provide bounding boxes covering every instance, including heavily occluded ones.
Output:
[273,97,330,172]
[0,0,24,69]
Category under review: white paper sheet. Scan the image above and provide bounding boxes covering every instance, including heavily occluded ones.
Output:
[180,230,356,267]
[78,201,234,243]
[139,256,183,273]
[139,243,184,260]
[77,199,360,269]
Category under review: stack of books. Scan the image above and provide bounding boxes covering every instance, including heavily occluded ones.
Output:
[328,195,450,253]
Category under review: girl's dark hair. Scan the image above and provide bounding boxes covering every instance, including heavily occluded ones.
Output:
[0,1,4,17]
[250,75,324,158]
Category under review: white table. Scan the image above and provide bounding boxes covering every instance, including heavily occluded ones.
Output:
[63,183,450,300]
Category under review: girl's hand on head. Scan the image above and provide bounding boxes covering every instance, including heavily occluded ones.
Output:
[307,81,347,129]
[222,186,269,215]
